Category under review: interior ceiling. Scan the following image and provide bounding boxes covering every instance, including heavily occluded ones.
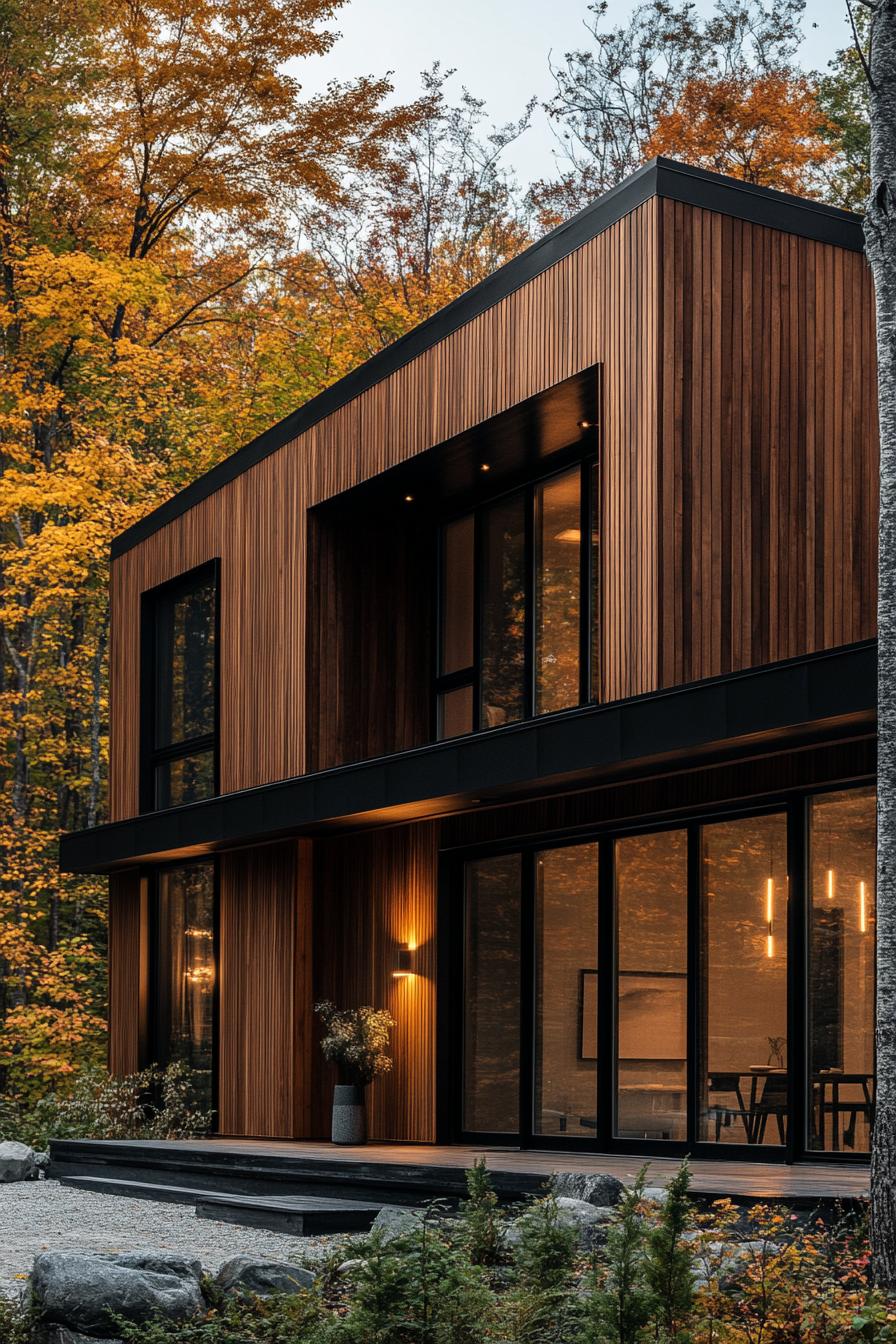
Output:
[316,366,600,522]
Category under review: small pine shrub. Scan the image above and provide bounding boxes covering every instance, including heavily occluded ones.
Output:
[458,1158,505,1266]
[643,1158,694,1343]
[116,1289,324,1343]
[513,1194,579,1294]
[588,1166,651,1344]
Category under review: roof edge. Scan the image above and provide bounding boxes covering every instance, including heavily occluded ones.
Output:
[112,158,865,559]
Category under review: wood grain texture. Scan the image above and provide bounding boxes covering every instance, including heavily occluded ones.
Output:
[658,200,879,686]
[108,200,662,818]
[108,869,148,1076]
[217,841,313,1138]
[312,823,439,1142]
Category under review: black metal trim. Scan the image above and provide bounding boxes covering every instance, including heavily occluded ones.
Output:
[110,159,863,560]
[61,642,876,875]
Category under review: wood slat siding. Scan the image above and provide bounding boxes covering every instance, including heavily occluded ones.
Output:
[217,841,313,1137]
[109,199,662,819]
[658,200,879,686]
[313,823,439,1142]
[108,869,147,1076]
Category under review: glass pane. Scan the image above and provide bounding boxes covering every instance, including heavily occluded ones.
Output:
[440,515,475,675]
[154,863,215,1118]
[808,787,876,1152]
[480,493,525,728]
[464,854,521,1133]
[155,749,215,809]
[616,830,687,1140]
[534,469,581,715]
[439,685,473,740]
[155,573,216,748]
[591,462,600,702]
[534,843,598,1136]
[699,813,789,1146]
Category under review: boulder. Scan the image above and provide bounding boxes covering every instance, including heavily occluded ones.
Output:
[369,1206,427,1243]
[36,1329,122,1344]
[551,1171,626,1207]
[214,1255,315,1298]
[112,1250,202,1281]
[641,1186,670,1205]
[506,1197,616,1251]
[30,1249,205,1336]
[692,1238,783,1289]
[0,1140,39,1182]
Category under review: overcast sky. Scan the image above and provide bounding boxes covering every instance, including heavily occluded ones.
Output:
[296,0,854,185]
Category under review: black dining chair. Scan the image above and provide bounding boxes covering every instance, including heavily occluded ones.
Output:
[706,1073,754,1142]
[751,1073,789,1145]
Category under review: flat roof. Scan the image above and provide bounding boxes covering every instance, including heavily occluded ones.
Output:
[112,157,863,560]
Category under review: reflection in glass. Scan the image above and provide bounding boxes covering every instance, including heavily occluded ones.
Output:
[590,462,600,702]
[154,575,216,748]
[534,469,581,715]
[809,787,876,1152]
[534,843,598,1135]
[155,750,216,809]
[440,514,475,676]
[479,495,525,728]
[463,854,521,1133]
[699,813,789,1145]
[439,685,473,740]
[154,863,215,1118]
[616,830,687,1140]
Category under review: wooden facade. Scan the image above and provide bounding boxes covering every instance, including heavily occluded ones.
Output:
[77,163,881,1146]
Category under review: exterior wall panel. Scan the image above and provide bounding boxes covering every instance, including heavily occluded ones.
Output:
[108,869,147,1076]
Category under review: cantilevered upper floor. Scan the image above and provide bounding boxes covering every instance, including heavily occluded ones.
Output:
[62,158,878,870]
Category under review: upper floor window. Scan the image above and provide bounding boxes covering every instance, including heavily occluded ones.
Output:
[141,561,219,811]
[436,459,598,738]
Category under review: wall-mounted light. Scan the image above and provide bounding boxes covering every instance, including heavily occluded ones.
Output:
[577,419,594,430]
[393,942,415,978]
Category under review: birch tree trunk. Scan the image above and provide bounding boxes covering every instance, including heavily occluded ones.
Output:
[865,0,896,1289]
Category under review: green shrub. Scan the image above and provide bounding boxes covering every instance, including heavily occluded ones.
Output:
[587,1166,651,1344]
[0,1061,213,1149]
[643,1158,694,1343]
[116,1289,324,1343]
[458,1157,505,1267]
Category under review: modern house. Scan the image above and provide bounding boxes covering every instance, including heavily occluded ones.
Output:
[60,158,879,1168]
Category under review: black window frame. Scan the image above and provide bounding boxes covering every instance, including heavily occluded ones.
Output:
[140,559,221,814]
[434,447,599,740]
[438,776,876,1165]
[147,856,219,1132]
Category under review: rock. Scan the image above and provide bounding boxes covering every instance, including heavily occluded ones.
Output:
[0,1140,39,1182]
[112,1250,202,1281]
[30,1249,205,1336]
[337,1258,364,1275]
[370,1206,427,1243]
[214,1255,316,1298]
[551,1171,626,1207]
[692,1238,783,1289]
[641,1186,670,1205]
[37,1328,123,1344]
[506,1197,616,1251]
[34,1151,51,1174]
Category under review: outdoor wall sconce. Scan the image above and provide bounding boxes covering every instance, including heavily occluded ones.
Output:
[393,942,414,978]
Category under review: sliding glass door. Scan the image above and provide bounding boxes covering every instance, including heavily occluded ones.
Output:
[455,785,875,1159]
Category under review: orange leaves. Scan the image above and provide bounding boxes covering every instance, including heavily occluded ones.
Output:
[644,71,834,195]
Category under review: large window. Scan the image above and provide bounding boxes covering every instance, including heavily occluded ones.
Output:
[437,459,597,738]
[152,862,216,1121]
[142,562,218,811]
[456,783,876,1159]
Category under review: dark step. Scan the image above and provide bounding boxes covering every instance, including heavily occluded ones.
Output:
[196,1192,381,1236]
[59,1175,213,1206]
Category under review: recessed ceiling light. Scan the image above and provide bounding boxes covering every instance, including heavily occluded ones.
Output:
[479,462,491,473]
[404,493,414,503]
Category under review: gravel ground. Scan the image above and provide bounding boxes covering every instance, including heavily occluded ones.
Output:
[0,1179,351,1299]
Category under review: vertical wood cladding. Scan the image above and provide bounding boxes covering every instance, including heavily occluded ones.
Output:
[108,870,148,1076]
[658,200,878,686]
[109,199,662,819]
[313,823,439,1142]
[217,841,313,1137]
[308,507,434,771]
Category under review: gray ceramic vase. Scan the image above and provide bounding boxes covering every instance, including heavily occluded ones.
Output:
[331,1083,366,1144]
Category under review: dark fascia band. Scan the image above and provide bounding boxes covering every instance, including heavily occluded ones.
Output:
[110,158,864,559]
[59,641,876,874]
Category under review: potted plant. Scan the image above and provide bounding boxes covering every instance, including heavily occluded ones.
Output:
[314,1001,396,1144]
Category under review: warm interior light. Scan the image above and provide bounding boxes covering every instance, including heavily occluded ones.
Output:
[479,462,491,473]
[826,867,835,900]
[859,880,868,933]
[554,527,582,543]
[403,493,414,503]
[766,877,774,958]
[184,965,214,992]
[184,926,213,940]
[577,419,593,429]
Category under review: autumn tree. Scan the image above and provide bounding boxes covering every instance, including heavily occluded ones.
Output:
[532,0,808,225]
[0,0,422,1100]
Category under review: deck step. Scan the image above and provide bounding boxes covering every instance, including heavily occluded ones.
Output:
[195,1192,382,1235]
[59,1175,212,1205]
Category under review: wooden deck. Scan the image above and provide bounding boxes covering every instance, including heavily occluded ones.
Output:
[165,1138,868,1204]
